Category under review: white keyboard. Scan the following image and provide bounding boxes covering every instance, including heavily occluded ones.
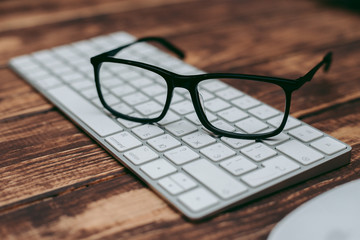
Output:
[10,31,352,220]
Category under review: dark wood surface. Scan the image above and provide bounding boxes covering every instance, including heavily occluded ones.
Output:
[1,0,359,239]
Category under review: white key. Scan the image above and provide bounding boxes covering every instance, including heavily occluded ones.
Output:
[216,87,243,100]
[182,131,216,149]
[61,72,84,83]
[164,146,199,165]
[221,137,254,149]
[158,111,181,125]
[205,98,231,112]
[289,125,323,142]
[262,133,290,146]
[210,120,236,132]
[105,131,142,152]
[218,107,248,122]
[147,134,181,152]
[36,76,62,89]
[121,70,141,80]
[183,159,247,199]
[276,140,324,165]
[111,84,135,96]
[122,92,149,105]
[48,86,123,137]
[142,84,166,97]
[112,102,133,115]
[81,88,100,99]
[200,80,228,92]
[186,112,217,125]
[200,143,236,161]
[232,96,260,110]
[170,173,197,190]
[124,146,159,165]
[310,137,346,155]
[267,115,301,130]
[165,120,198,137]
[241,156,300,187]
[130,77,153,87]
[132,124,164,140]
[235,117,269,133]
[117,117,142,128]
[171,100,194,115]
[101,94,119,106]
[158,177,183,195]
[71,80,94,90]
[241,143,277,162]
[220,155,257,176]
[178,188,218,212]
[155,93,183,104]
[198,89,215,101]
[140,159,177,179]
[248,105,279,120]
[135,100,163,116]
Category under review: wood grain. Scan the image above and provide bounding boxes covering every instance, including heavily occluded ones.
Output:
[0,0,359,239]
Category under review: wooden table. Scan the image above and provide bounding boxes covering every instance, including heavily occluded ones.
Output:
[1,0,359,239]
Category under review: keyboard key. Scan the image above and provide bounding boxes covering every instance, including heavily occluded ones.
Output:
[182,131,216,149]
[158,177,184,195]
[218,107,248,122]
[186,112,217,125]
[241,156,300,187]
[178,188,218,212]
[220,155,257,176]
[164,146,199,165]
[48,86,123,137]
[204,98,231,112]
[124,146,159,165]
[135,100,163,116]
[170,173,197,190]
[158,111,181,125]
[248,105,279,120]
[165,120,198,137]
[216,87,243,100]
[111,84,135,96]
[232,96,260,110]
[276,140,324,165]
[140,159,177,179]
[132,124,164,140]
[122,92,149,105]
[267,115,301,130]
[147,134,181,151]
[221,137,254,149]
[310,137,347,155]
[183,159,247,199]
[262,133,290,146]
[235,117,269,133]
[171,100,194,115]
[289,125,323,142]
[210,120,236,132]
[200,80,228,92]
[200,143,236,162]
[241,143,277,162]
[105,131,142,152]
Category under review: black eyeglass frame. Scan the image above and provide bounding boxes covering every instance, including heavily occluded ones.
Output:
[91,37,332,140]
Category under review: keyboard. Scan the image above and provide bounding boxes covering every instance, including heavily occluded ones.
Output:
[9,31,352,220]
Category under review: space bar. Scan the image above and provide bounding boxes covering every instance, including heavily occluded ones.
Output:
[48,86,123,137]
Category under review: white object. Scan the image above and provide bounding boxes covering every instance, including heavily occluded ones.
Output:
[268,179,360,240]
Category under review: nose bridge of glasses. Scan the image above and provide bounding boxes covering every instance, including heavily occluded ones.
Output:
[171,76,196,90]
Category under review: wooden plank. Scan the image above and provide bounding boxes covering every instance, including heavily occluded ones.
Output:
[0,99,358,239]
[2,0,360,65]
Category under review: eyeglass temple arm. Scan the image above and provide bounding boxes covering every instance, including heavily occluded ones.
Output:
[105,37,185,59]
[296,51,332,87]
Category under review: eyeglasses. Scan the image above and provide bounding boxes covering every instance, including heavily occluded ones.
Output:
[91,37,332,140]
